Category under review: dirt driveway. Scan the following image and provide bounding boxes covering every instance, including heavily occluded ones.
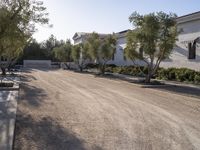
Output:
[14,69,200,150]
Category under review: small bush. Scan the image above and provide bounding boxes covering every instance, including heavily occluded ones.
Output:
[156,67,200,84]
[106,64,117,68]
[194,74,200,84]
[167,68,176,80]
[85,63,99,69]
[87,63,200,84]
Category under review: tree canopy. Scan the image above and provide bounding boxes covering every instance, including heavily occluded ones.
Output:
[86,32,117,74]
[125,11,177,82]
[53,40,72,63]
[0,0,49,74]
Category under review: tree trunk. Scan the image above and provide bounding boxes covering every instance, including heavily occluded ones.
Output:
[145,65,152,83]
[145,74,151,83]
[1,67,6,76]
[79,66,83,72]
[64,63,70,69]
[99,64,105,75]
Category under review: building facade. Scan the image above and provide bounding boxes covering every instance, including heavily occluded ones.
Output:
[160,12,200,71]
[73,11,200,71]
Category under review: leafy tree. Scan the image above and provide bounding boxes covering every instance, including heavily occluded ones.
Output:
[0,0,49,74]
[86,32,116,74]
[98,34,116,74]
[87,32,101,61]
[71,43,90,71]
[0,32,26,75]
[124,12,177,83]
[22,39,48,60]
[53,40,72,69]
[42,34,61,60]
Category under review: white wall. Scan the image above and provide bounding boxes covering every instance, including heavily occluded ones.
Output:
[160,42,200,71]
[110,20,200,71]
[160,20,200,71]
[23,60,52,68]
[108,37,134,66]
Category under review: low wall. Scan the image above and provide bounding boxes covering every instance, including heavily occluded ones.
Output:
[23,60,52,68]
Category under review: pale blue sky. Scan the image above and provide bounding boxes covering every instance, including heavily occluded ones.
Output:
[33,0,200,42]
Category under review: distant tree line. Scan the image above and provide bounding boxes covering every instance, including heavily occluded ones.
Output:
[52,33,116,74]
[17,32,117,75]
[18,35,70,63]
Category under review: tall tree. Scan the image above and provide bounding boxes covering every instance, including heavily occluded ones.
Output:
[124,12,177,83]
[42,34,61,60]
[22,39,48,60]
[98,34,116,74]
[71,43,90,72]
[86,32,116,74]
[0,0,49,74]
[87,32,101,62]
[53,40,72,69]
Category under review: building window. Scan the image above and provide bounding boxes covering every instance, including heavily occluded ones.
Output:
[188,42,196,59]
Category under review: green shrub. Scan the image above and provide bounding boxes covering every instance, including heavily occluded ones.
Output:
[194,74,200,84]
[156,67,200,84]
[106,64,117,68]
[85,63,99,69]
[167,68,176,80]
[105,66,114,73]
[174,68,195,82]
[157,68,168,80]
[88,63,200,84]
[112,67,123,74]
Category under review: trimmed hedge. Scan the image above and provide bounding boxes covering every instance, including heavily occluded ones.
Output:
[157,67,200,83]
[108,66,200,84]
[85,63,200,84]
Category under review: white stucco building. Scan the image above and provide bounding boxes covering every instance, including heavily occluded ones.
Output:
[160,11,200,71]
[73,11,200,71]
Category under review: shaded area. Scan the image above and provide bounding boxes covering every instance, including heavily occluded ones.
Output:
[19,83,47,107]
[14,113,90,150]
[14,70,102,150]
[150,85,200,98]
[13,69,200,150]
[93,73,200,98]
[19,72,47,107]
[0,91,17,150]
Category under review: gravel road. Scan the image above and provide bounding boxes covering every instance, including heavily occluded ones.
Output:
[14,69,200,150]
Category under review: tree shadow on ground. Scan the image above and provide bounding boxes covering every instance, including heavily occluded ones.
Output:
[19,83,47,107]
[22,68,60,73]
[14,69,103,150]
[13,112,103,150]
[20,73,37,82]
[93,73,200,98]
[0,91,17,150]
[94,73,143,83]
[149,85,200,99]
[19,72,47,107]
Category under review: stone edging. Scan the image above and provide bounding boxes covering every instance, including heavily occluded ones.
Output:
[0,76,20,91]
[0,82,19,91]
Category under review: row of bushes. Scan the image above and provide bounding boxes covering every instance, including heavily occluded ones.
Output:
[85,64,200,84]
[157,67,200,83]
[86,64,148,76]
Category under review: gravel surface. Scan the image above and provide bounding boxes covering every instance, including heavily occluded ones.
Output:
[14,69,200,150]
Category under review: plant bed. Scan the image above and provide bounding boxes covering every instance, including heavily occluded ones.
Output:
[0,82,14,87]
